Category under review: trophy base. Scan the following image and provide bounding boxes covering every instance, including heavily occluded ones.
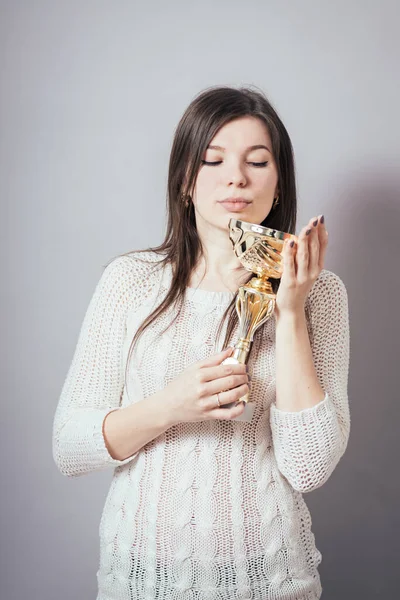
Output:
[224,400,255,423]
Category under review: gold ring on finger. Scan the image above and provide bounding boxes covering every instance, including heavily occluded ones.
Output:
[216,392,221,408]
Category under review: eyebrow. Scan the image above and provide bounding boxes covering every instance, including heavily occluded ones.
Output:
[207,144,271,153]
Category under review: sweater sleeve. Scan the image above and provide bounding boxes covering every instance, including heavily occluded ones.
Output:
[52,255,147,478]
[269,269,351,493]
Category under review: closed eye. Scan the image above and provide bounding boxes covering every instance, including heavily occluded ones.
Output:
[201,160,268,167]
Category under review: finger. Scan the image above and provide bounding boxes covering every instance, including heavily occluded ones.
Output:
[205,373,249,398]
[212,383,250,408]
[297,223,311,282]
[308,216,320,275]
[209,399,246,421]
[199,346,233,368]
[202,361,247,383]
[317,215,328,270]
[283,237,297,280]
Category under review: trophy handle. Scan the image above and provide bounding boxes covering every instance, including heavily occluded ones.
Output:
[220,354,255,423]
[222,355,249,403]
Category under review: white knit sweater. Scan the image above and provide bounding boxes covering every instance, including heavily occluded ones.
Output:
[52,250,350,600]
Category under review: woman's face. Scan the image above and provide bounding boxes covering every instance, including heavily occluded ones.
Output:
[190,116,279,232]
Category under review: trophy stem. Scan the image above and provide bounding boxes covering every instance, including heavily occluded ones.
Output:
[248,275,273,295]
[223,285,275,407]
[231,340,251,365]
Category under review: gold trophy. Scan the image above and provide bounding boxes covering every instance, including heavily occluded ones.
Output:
[222,218,297,422]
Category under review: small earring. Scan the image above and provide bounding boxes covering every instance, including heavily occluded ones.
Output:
[273,195,280,209]
[182,193,191,207]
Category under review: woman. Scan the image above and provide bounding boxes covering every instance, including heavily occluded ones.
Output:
[52,85,350,600]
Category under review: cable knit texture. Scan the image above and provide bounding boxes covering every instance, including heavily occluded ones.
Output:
[52,250,350,600]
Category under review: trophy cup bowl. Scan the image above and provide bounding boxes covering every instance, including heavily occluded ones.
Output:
[222,218,297,422]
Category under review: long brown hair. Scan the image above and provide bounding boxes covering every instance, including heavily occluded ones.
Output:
[113,85,300,386]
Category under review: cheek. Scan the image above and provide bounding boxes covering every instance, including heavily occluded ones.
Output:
[257,169,278,189]
[193,169,219,197]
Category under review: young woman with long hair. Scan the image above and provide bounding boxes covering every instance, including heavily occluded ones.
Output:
[53,85,350,600]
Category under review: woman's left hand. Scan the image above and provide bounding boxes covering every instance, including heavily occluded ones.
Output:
[274,214,328,319]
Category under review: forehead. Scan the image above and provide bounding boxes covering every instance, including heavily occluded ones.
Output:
[209,116,271,148]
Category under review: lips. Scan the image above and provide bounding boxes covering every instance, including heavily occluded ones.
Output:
[219,199,251,212]
[220,197,251,203]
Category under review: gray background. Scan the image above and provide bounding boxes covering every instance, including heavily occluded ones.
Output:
[1,1,399,598]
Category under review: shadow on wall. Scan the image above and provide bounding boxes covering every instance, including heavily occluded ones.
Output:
[305,172,400,599]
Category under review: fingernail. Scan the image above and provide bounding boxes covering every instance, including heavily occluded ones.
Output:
[320,215,325,224]
[290,240,295,247]
[306,229,311,235]
[313,219,318,227]
[248,374,252,381]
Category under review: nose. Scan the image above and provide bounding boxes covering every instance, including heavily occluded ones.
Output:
[226,161,247,187]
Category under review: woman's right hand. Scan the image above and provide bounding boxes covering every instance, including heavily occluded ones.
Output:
[163,347,250,425]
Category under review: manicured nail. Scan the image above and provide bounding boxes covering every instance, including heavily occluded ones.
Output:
[306,229,311,235]
[320,215,325,224]
[313,219,318,227]
[290,240,295,247]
